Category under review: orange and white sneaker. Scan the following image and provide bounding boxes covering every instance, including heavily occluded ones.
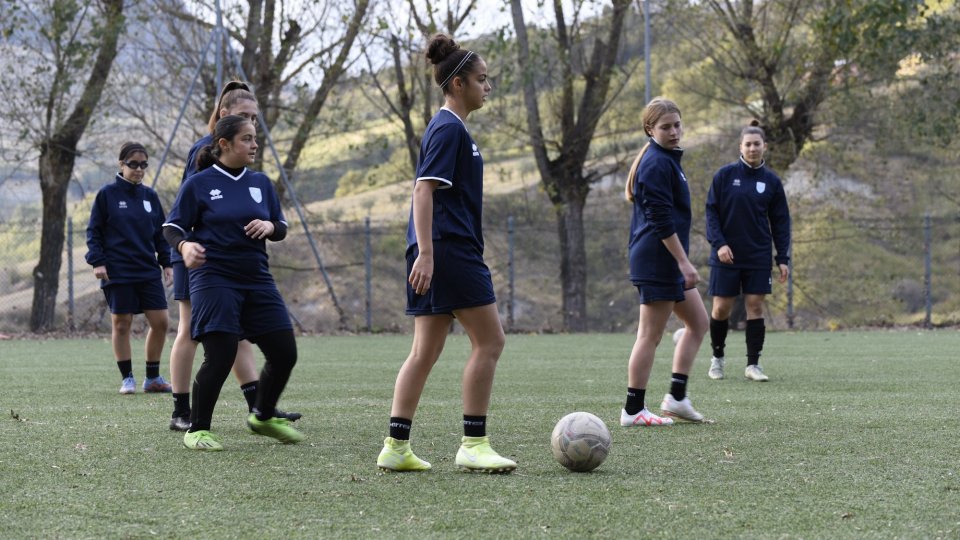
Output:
[620,408,674,427]
[660,394,705,423]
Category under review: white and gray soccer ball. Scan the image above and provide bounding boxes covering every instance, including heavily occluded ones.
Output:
[550,412,611,472]
[672,327,686,345]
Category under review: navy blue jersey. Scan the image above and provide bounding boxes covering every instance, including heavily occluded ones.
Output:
[705,158,791,269]
[405,108,485,253]
[170,134,213,264]
[182,135,212,183]
[85,175,171,287]
[164,165,287,292]
[628,140,691,285]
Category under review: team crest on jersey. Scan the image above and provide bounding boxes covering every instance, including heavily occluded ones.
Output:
[143,200,152,213]
[733,178,741,187]
[472,143,480,157]
[249,187,262,203]
[118,201,127,209]
[210,189,223,200]
[756,182,766,194]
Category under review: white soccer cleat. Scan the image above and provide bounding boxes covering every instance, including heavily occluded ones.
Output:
[708,356,725,380]
[745,365,770,382]
[660,394,705,423]
[620,408,674,427]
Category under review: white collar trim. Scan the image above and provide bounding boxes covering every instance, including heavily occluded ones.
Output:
[440,107,467,129]
[213,164,247,181]
[740,156,765,169]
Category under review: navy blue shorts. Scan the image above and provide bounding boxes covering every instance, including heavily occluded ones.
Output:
[406,240,496,316]
[708,265,772,297]
[190,286,292,341]
[172,261,190,301]
[634,280,686,304]
[102,280,167,314]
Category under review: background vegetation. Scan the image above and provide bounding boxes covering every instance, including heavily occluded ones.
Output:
[1,0,958,333]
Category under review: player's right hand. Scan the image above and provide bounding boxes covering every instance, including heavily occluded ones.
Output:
[409,253,433,295]
[93,265,109,281]
[718,245,734,264]
[679,260,700,289]
[182,242,207,269]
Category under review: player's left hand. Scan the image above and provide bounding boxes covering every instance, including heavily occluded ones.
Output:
[244,219,275,240]
[162,267,173,286]
[777,263,789,283]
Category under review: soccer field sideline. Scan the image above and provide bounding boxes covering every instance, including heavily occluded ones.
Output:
[1,331,959,538]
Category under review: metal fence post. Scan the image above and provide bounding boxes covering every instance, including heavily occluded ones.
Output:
[507,215,515,331]
[67,219,75,333]
[786,257,794,330]
[365,216,372,332]
[924,212,932,329]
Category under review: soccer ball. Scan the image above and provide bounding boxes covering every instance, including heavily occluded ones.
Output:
[672,326,686,345]
[550,412,611,472]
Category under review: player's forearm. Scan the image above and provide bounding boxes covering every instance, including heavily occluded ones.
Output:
[411,183,434,255]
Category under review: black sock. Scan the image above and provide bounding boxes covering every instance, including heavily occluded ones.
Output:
[117,359,133,379]
[624,387,646,415]
[172,393,190,418]
[389,417,412,440]
[463,415,486,437]
[670,373,689,401]
[710,317,729,358]
[746,318,765,366]
[252,330,297,421]
[240,381,258,412]
[145,361,160,379]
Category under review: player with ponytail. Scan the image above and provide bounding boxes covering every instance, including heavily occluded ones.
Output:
[620,97,710,427]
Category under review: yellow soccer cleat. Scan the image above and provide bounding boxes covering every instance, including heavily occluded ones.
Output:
[455,436,517,474]
[377,437,432,472]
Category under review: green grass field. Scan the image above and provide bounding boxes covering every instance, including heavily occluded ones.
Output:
[2,331,959,538]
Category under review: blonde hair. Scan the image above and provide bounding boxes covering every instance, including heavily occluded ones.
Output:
[624,97,682,202]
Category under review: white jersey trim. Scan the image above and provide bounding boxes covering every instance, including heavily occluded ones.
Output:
[212,164,248,181]
[440,107,467,130]
[162,223,186,234]
[416,176,453,189]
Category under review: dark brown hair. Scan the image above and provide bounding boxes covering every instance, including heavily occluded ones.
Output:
[196,116,255,171]
[206,80,257,134]
[740,119,766,142]
[118,141,147,161]
[426,34,481,94]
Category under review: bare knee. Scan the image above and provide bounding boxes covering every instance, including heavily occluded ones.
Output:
[478,332,506,360]
[113,316,132,336]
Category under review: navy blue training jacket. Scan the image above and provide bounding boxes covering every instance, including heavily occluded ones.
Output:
[705,158,791,269]
[628,139,691,285]
[85,175,171,287]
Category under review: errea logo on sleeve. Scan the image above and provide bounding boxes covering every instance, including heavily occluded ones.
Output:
[210,189,223,200]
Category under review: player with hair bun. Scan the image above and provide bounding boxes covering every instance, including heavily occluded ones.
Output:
[166,80,300,432]
[705,121,791,382]
[620,97,710,427]
[376,34,516,473]
[86,142,173,394]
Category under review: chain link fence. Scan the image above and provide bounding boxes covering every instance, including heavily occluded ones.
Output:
[1,209,958,334]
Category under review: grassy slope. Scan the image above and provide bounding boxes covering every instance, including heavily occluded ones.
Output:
[2,331,959,538]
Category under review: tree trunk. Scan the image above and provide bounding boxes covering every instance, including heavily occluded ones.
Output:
[30,146,75,332]
[555,195,588,332]
[29,0,124,332]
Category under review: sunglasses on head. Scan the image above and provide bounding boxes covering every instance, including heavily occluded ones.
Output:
[123,160,149,170]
